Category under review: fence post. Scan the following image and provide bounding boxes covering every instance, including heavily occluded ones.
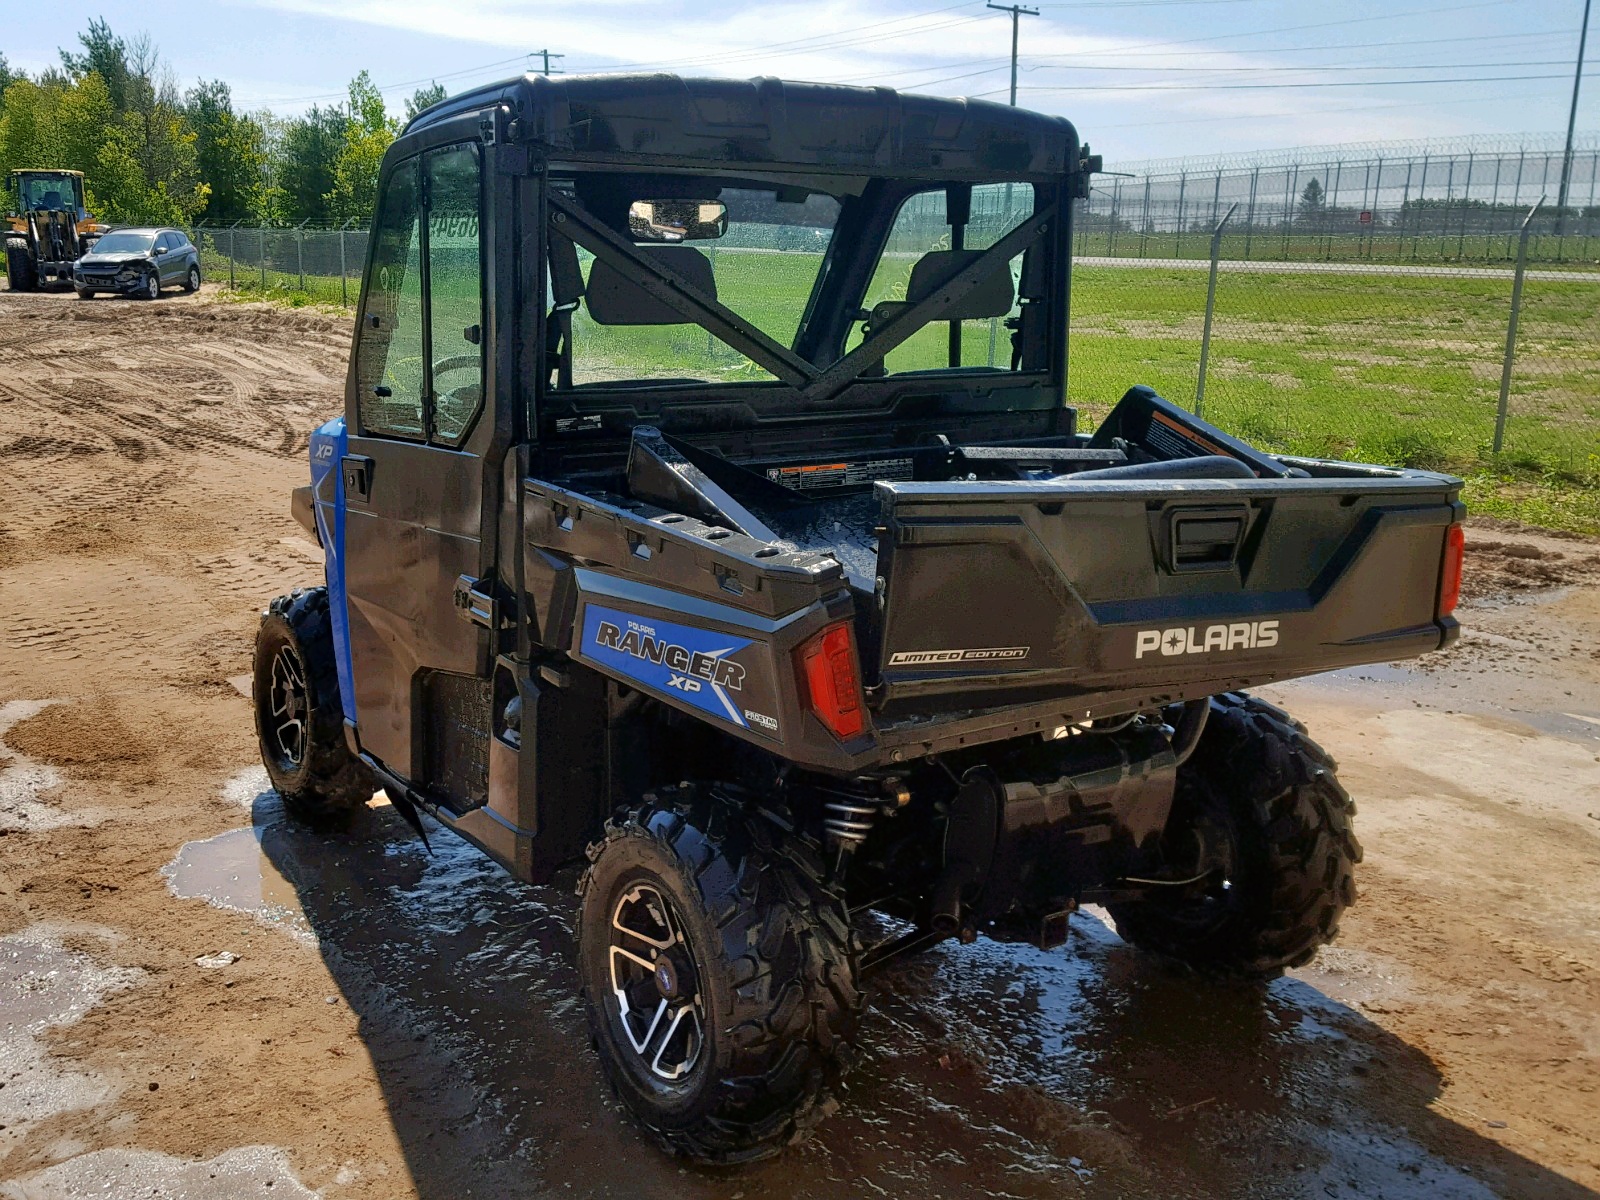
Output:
[1457,151,1474,259]
[1495,197,1545,455]
[1367,156,1383,259]
[296,221,306,291]
[1244,166,1259,258]
[1195,203,1238,418]
[228,221,238,289]
[339,221,348,306]
[260,227,266,289]
[1139,178,1150,258]
[1174,171,1187,257]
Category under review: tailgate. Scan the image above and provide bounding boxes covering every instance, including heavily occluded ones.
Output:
[871,472,1462,715]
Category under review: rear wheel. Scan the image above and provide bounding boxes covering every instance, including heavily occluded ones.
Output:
[5,245,38,292]
[184,264,200,292]
[253,587,373,825]
[1108,692,1360,981]
[577,786,862,1163]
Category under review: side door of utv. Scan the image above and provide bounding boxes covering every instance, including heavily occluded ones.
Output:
[342,122,498,811]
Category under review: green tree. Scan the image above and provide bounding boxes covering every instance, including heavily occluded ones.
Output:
[327,71,397,224]
[1297,177,1326,225]
[405,82,447,121]
[276,103,347,223]
[186,79,265,222]
[0,52,20,111]
[59,17,132,110]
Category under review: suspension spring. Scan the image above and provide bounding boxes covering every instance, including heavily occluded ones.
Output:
[818,779,910,854]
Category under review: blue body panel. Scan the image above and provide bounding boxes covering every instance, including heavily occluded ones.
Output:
[308,417,357,724]
[582,604,752,731]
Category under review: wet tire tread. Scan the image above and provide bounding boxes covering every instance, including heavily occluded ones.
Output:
[1111,691,1361,982]
[253,587,372,824]
[577,785,862,1164]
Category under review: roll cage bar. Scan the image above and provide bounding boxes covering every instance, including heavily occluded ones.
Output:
[544,187,1061,404]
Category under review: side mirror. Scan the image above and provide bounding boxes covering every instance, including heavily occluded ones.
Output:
[627,199,728,242]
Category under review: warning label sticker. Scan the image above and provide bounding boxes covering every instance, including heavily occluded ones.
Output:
[766,458,914,490]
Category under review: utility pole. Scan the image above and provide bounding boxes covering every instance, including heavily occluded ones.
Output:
[1557,0,1592,227]
[530,49,565,77]
[985,2,1036,107]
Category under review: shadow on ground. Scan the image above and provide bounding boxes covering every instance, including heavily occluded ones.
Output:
[202,788,1595,1200]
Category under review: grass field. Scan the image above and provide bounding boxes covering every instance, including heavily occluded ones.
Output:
[201,242,1600,532]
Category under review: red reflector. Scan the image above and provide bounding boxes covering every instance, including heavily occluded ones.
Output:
[795,622,867,741]
[1438,523,1465,617]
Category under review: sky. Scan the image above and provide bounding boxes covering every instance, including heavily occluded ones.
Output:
[3,0,1594,164]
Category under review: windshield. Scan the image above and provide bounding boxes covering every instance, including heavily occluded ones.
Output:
[17,173,82,213]
[545,170,1053,405]
[91,232,156,255]
[555,180,840,388]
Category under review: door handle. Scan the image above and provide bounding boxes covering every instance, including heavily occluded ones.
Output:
[341,455,373,503]
[453,575,503,629]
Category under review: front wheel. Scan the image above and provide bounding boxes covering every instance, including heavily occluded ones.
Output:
[577,787,862,1163]
[253,587,373,825]
[1108,692,1361,981]
[5,245,38,292]
[75,287,94,300]
[138,269,159,300]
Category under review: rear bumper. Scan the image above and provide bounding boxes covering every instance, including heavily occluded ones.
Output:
[871,619,1454,761]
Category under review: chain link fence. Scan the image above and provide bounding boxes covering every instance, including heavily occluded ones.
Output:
[192,224,370,306]
[1069,220,1600,483]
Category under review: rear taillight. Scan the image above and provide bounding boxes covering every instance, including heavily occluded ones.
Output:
[1438,523,1465,617]
[795,622,867,741]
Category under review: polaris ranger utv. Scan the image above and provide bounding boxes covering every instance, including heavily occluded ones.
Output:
[254,74,1466,1162]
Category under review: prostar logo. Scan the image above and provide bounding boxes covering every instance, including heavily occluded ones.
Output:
[1135,619,1279,659]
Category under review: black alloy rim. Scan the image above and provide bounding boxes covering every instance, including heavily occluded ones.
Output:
[607,881,705,1084]
[267,644,310,769]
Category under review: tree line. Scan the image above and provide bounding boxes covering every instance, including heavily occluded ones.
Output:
[0,20,448,227]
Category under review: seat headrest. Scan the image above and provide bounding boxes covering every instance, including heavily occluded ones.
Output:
[906,249,1015,319]
[586,245,717,326]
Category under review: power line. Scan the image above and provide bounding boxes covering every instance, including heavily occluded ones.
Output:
[1021,59,1576,73]
[1024,28,1570,60]
[255,2,989,106]
[564,2,988,74]
[1088,87,1562,132]
[990,71,1569,95]
[1019,0,1523,59]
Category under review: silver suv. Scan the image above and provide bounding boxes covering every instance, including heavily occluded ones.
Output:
[73,227,201,300]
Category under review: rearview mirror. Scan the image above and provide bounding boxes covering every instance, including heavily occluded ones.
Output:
[628,199,728,242]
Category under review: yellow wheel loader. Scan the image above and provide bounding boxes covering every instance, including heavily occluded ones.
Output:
[4,170,104,291]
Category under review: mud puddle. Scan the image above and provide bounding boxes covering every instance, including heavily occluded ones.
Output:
[163,821,312,942]
[155,772,1542,1198]
[0,928,140,1155]
[0,1145,317,1199]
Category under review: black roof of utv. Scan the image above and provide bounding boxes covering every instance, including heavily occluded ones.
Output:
[406,73,1080,181]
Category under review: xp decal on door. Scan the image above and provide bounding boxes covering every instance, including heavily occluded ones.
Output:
[257,73,1464,1162]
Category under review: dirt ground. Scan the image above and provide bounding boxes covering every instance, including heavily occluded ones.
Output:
[0,286,1597,1200]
